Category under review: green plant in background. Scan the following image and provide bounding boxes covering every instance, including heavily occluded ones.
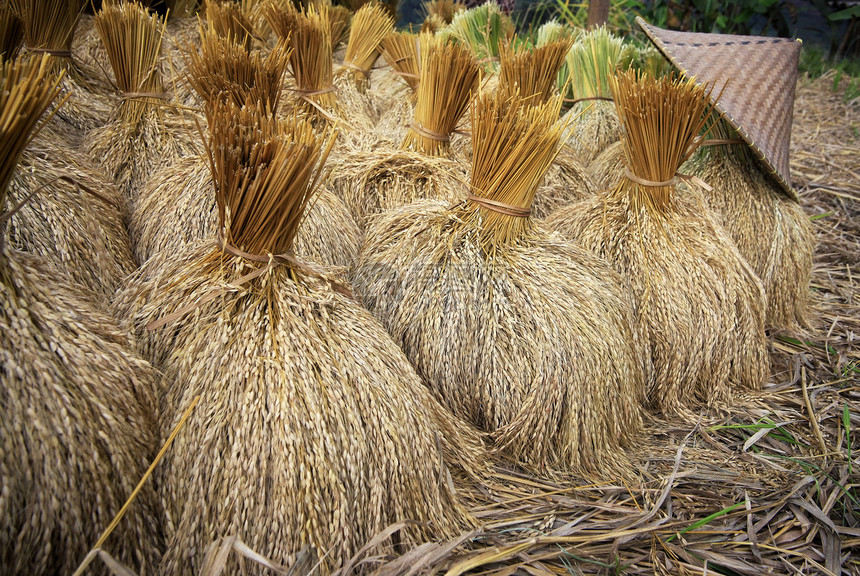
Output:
[440,1,515,66]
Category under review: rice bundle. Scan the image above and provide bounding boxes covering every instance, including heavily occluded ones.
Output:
[687,118,815,330]
[0,54,160,576]
[441,1,513,70]
[353,90,645,476]
[266,2,338,122]
[401,33,479,156]
[560,26,627,164]
[497,35,572,105]
[331,34,477,224]
[379,29,421,94]
[202,0,255,49]
[11,0,111,133]
[0,3,23,60]
[546,71,769,416]
[535,18,576,48]
[113,100,485,575]
[335,2,393,93]
[328,4,351,51]
[83,2,192,206]
[132,31,359,269]
[423,0,465,25]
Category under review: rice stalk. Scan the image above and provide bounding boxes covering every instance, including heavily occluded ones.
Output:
[336,2,393,92]
[184,24,291,112]
[167,0,198,19]
[440,1,513,71]
[352,85,646,476]
[560,26,628,163]
[113,100,485,575]
[687,117,815,331]
[420,12,445,33]
[201,0,256,49]
[498,35,572,106]
[0,4,23,60]
[535,18,576,48]
[265,2,338,121]
[328,4,351,50]
[401,33,479,157]
[546,70,770,416]
[340,0,397,20]
[422,0,464,25]
[379,29,421,93]
[1,51,160,576]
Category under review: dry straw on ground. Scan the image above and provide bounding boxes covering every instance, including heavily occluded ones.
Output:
[547,70,769,416]
[687,118,816,331]
[0,54,161,576]
[113,101,486,576]
[83,1,194,206]
[353,90,646,477]
[335,2,393,92]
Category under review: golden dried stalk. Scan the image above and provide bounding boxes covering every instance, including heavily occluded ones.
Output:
[201,0,256,49]
[423,0,464,24]
[498,35,573,106]
[0,4,23,60]
[340,1,393,92]
[10,0,82,57]
[380,30,421,92]
[401,34,479,156]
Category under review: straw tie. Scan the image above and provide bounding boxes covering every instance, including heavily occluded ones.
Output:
[409,122,450,142]
[26,47,73,57]
[146,234,352,331]
[120,91,167,101]
[467,194,531,218]
[623,168,713,192]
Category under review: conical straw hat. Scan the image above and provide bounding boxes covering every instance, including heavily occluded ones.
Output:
[637,17,801,199]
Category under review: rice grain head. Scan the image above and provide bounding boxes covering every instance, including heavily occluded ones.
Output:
[353,90,646,476]
[546,70,770,416]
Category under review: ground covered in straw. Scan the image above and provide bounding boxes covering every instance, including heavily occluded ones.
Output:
[340,72,859,576]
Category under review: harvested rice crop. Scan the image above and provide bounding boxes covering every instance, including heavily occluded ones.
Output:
[353,90,646,476]
[335,2,393,92]
[113,101,486,575]
[547,70,770,416]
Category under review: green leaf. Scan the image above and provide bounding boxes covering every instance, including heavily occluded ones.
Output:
[666,501,748,542]
[829,6,860,21]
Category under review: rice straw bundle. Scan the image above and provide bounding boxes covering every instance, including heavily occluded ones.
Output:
[328,4,351,50]
[0,4,23,60]
[401,33,479,156]
[0,54,161,576]
[546,70,769,416]
[113,100,485,575]
[335,2,393,93]
[379,29,421,94]
[421,12,445,32]
[441,1,513,71]
[423,0,464,25]
[560,26,627,164]
[341,0,397,20]
[84,1,193,206]
[265,2,338,122]
[167,0,197,19]
[687,118,815,330]
[201,0,256,49]
[535,18,576,48]
[11,0,111,133]
[498,35,572,105]
[353,90,645,475]
[183,24,291,112]
[7,123,136,301]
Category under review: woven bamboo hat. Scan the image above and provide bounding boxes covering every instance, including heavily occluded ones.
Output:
[637,17,801,199]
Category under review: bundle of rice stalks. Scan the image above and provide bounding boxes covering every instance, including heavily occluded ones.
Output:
[167,0,197,19]
[401,33,479,156]
[423,0,464,25]
[341,0,397,20]
[0,53,160,576]
[11,0,111,133]
[546,70,769,416]
[266,2,339,122]
[113,100,485,575]
[498,35,572,105]
[6,122,137,302]
[83,1,193,206]
[421,12,445,33]
[687,117,815,330]
[328,4,351,50]
[560,26,628,164]
[534,18,576,48]
[353,90,645,476]
[335,2,392,92]
[183,23,290,111]
[440,1,513,71]
[379,29,421,94]
[201,0,256,49]
[0,3,23,60]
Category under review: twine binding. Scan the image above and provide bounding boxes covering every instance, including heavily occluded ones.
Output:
[467,194,531,218]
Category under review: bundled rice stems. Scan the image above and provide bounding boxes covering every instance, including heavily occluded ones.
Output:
[498,35,572,105]
[353,90,645,476]
[440,1,513,71]
[379,29,421,94]
[113,101,485,575]
[11,0,111,133]
[202,0,255,49]
[687,118,815,330]
[335,1,393,93]
[401,33,479,156]
[84,1,194,207]
[265,2,339,123]
[1,53,160,576]
[327,4,351,51]
[535,18,576,48]
[0,3,23,60]
[546,71,769,416]
[561,26,628,164]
